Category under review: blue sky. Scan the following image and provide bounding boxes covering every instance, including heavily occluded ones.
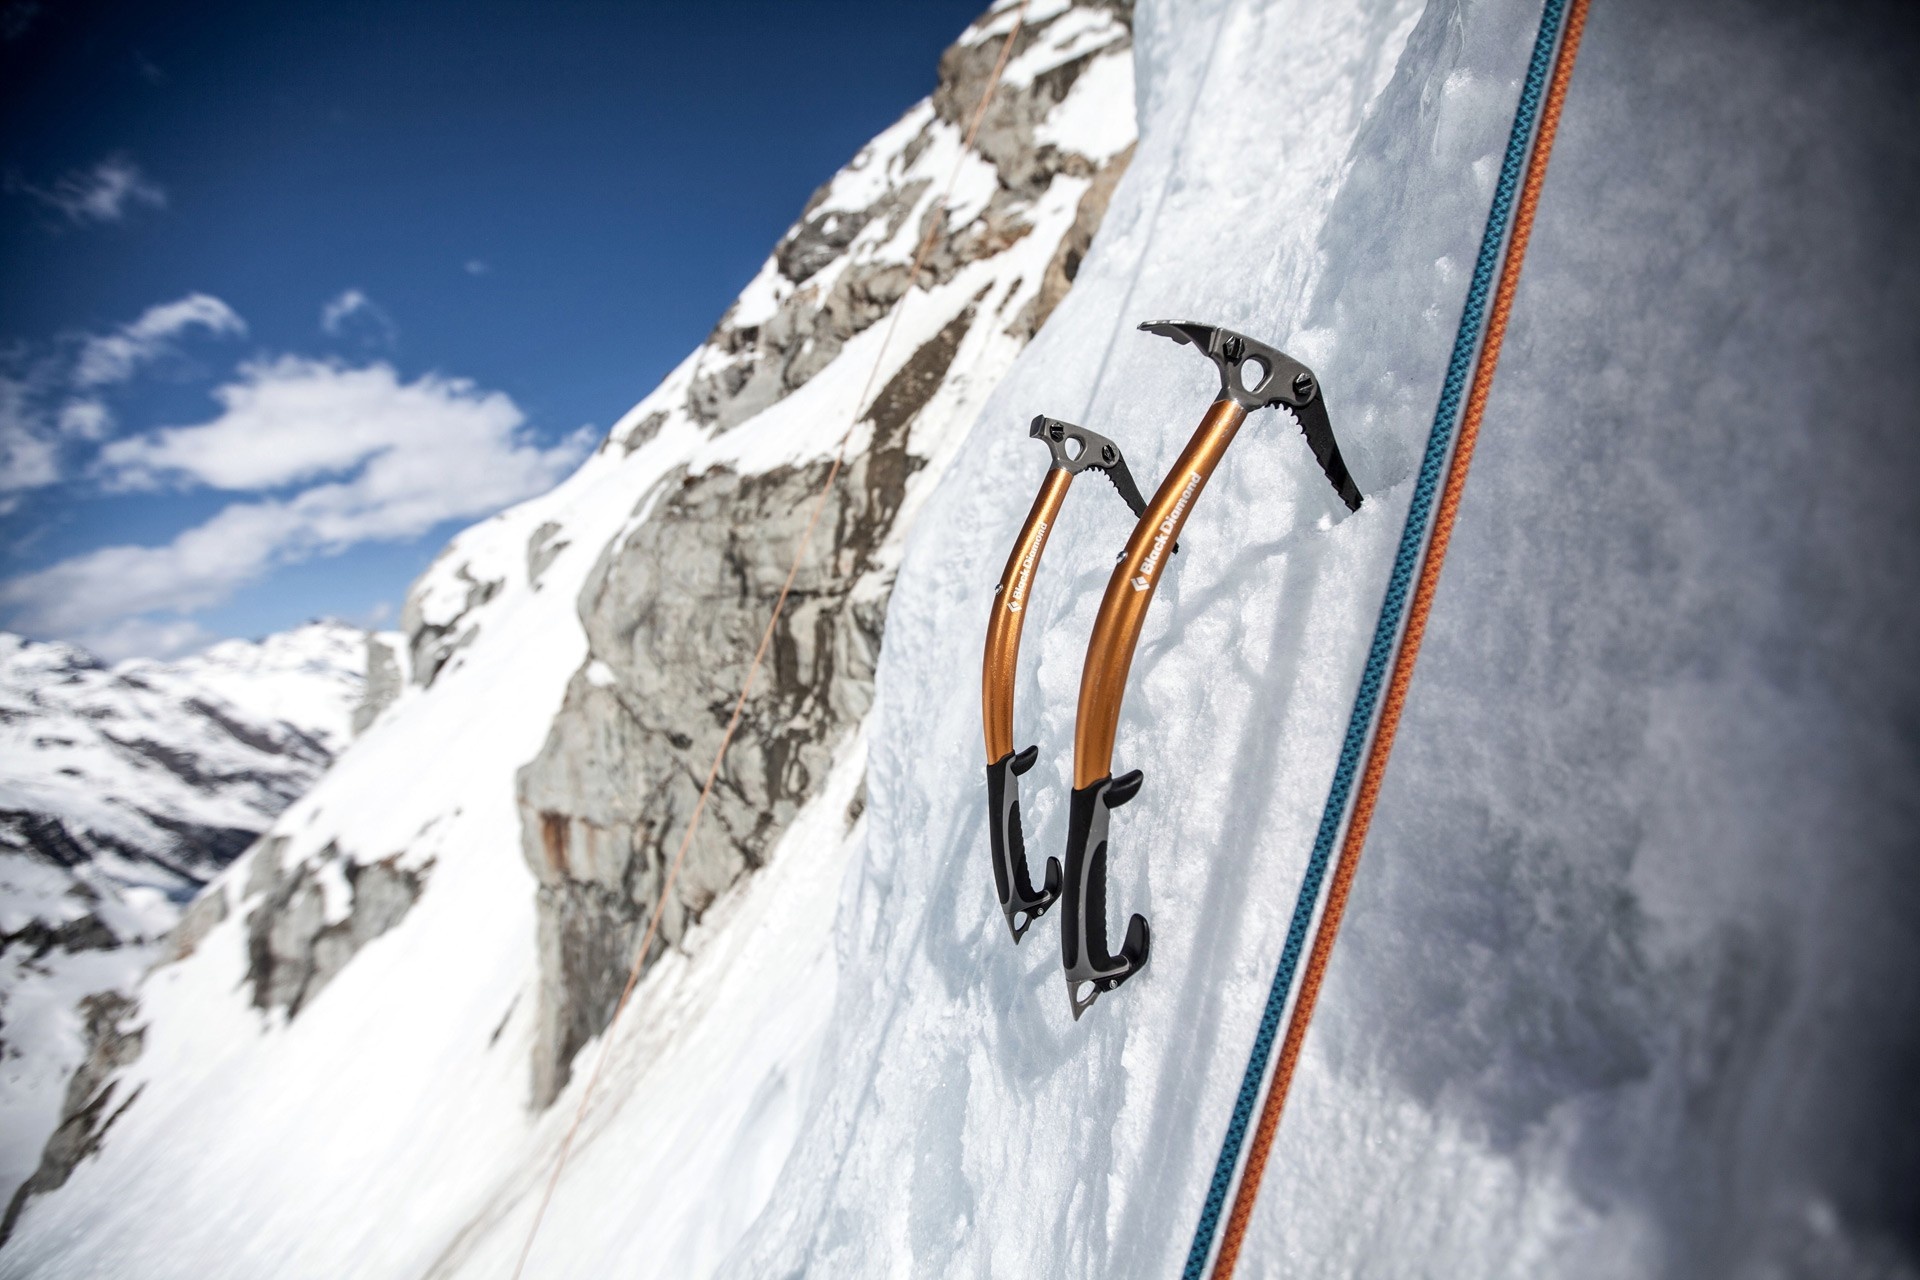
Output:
[0,0,984,659]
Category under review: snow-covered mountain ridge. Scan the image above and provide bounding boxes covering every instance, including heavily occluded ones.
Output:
[0,620,388,1218]
[7,0,1919,1276]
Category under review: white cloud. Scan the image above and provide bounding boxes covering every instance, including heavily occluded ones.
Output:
[3,356,592,639]
[58,398,112,439]
[74,292,246,387]
[319,288,396,346]
[0,294,239,499]
[99,355,541,492]
[464,260,490,276]
[78,616,212,664]
[321,289,369,333]
[17,154,167,224]
[0,374,59,496]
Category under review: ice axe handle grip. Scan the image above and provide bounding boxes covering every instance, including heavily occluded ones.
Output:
[1059,769,1151,1020]
[985,746,1058,943]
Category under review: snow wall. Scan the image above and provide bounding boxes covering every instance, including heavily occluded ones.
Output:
[6,0,1918,1277]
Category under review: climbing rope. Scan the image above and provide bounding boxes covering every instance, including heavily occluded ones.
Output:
[509,5,1030,1275]
[1182,1,1590,1276]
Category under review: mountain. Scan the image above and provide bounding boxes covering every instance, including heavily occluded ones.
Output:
[0,621,388,1209]
[0,1,1140,1265]
[5,0,1918,1276]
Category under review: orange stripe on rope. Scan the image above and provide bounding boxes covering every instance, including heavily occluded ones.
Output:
[508,6,1030,1276]
[1207,2,1589,1275]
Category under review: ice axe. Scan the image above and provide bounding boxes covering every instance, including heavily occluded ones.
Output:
[1059,321,1362,1019]
[982,415,1157,944]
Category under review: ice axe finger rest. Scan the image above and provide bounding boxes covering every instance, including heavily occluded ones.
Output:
[1059,322,1362,1018]
[982,415,1159,945]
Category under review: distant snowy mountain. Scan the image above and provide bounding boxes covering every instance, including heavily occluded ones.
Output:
[0,621,386,1211]
[5,1,1917,1277]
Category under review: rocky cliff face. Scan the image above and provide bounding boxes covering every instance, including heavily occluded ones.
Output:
[512,3,1135,1105]
[241,838,427,1020]
[0,991,143,1245]
[350,634,408,735]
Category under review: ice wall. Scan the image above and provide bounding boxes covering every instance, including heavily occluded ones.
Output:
[1252,0,1920,1274]
[724,0,1920,1277]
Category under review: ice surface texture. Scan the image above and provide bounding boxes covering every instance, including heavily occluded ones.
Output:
[727,0,1920,1277]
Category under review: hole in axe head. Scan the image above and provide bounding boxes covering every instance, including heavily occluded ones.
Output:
[1239,355,1270,395]
[1064,435,1085,461]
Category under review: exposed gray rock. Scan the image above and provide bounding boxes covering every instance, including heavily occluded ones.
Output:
[352,634,405,735]
[403,564,503,688]
[931,2,1131,194]
[686,193,924,435]
[142,812,261,875]
[507,2,1136,1109]
[1005,141,1135,340]
[516,302,979,1107]
[244,844,428,1019]
[156,883,229,965]
[244,835,287,900]
[618,410,669,455]
[0,809,91,869]
[683,4,1132,439]
[0,913,117,961]
[777,204,878,285]
[525,521,570,590]
[0,992,145,1246]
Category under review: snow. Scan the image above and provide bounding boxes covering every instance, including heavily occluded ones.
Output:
[733,0,1920,1273]
[7,0,1919,1276]
[973,0,1075,45]
[0,621,371,1210]
[1035,42,1136,164]
[1000,4,1126,89]
[0,621,367,871]
[157,624,369,753]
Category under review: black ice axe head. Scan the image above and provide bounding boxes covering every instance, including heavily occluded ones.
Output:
[1029,415,1153,520]
[1140,321,1363,511]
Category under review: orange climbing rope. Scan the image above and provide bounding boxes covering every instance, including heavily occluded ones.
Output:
[1204,3,1590,1275]
[509,6,1030,1275]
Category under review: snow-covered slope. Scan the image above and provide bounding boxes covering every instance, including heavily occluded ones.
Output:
[7,0,1918,1277]
[0,621,376,1212]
